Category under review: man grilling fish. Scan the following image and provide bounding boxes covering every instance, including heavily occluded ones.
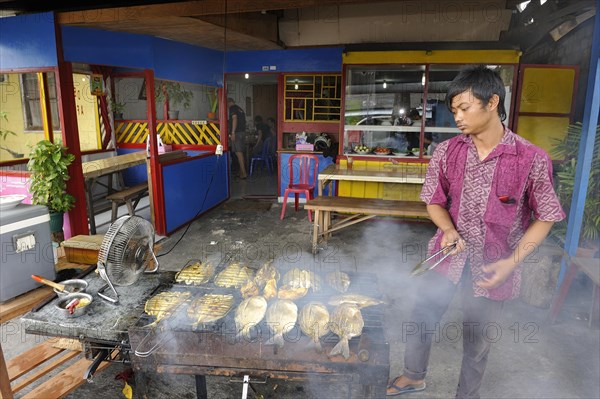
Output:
[387,65,564,398]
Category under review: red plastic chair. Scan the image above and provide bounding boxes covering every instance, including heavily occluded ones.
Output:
[280,154,319,222]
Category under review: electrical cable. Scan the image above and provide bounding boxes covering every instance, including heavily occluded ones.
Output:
[156,153,224,258]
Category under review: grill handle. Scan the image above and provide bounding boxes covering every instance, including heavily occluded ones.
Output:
[84,348,111,382]
[134,328,172,358]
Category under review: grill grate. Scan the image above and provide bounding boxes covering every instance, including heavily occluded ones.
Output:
[133,270,385,343]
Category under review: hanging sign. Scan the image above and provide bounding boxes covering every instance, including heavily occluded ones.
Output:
[90,74,105,96]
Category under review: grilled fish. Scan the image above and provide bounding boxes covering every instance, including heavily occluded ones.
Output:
[326,271,351,293]
[266,299,298,347]
[298,302,330,352]
[329,303,364,359]
[144,291,191,327]
[175,261,215,285]
[214,262,255,288]
[328,294,384,309]
[263,278,278,300]
[240,279,260,298]
[281,268,322,292]
[277,285,308,300]
[254,261,280,289]
[235,296,268,339]
[187,294,234,327]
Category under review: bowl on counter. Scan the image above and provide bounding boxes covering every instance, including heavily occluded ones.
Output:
[353,147,372,155]
[56,293,93,318]
[53,279,88,297]
[373,147,392,155]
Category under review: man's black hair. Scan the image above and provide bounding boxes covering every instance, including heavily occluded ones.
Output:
[445,65,507,121]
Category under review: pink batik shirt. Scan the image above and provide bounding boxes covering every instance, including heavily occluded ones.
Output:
[420,126,565,300]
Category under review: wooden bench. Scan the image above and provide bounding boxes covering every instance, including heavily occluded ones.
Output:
[2,339,114,399]
[304,196,430,253]
[0,264,106,399]
[105,182,149,223]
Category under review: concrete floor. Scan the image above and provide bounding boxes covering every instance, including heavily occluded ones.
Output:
[2,172,599,398]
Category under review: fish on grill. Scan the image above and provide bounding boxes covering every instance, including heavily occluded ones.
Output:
[266,299,298,347]
[254,261,280,288]
[263,278,278,300]
[329,303,364,359]
[277,286,308,300]
[144,291,191,327]
[240,279,260,298]
[235,296,268,339]
[175,261,215,285]
[281,268,322,292]
[298,302,330,352]
[328,294,384,309]
[214,262,255,288]
[326,271,351,293]
[187,294,234,327]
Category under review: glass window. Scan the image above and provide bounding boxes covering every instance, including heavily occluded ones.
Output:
[344,65,425,157]
[21,73,60,132]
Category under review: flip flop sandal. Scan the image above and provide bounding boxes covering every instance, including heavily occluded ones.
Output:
[386,379,426,396]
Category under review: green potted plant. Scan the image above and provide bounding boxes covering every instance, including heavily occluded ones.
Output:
[550,122,600,255]
[110,98,126,119]
[207,87,218,120]
[155,81,193,120]
[27,140,76,235]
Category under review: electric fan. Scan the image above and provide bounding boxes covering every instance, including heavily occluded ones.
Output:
[97,215,159,304]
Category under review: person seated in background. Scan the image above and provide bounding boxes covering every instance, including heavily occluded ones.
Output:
[253,115,272,157]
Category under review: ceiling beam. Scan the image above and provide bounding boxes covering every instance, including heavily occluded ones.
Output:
[57,0,389,24]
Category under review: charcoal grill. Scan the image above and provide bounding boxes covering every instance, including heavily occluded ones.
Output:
[128,271,390,398]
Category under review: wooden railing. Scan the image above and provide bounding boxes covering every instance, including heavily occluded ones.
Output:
[115,120,221,146]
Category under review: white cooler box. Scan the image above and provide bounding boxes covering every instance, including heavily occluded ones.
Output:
[0,203,55,302]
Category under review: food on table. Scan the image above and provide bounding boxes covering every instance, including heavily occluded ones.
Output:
[354,145,371,153]
[254,261,280,289]
[265,299,298,347]
[263,278,278,300]
[175,261,215,285]
[328,293,384,308]
[299,302,330,352]
[235,296,268,339]
[281,268,322,292]
[144,291,191,326]
[75,298,91,308]
[326,271,351,293]
[277,286,308,300]
[214,262,255,288]
[187,294,234,326]
[329,303,364,359]
[374,147,391,155]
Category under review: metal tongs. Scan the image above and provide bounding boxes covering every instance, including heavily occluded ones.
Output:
[410,242,457,277]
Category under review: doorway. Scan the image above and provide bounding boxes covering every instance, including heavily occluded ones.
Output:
[226,73,278,200]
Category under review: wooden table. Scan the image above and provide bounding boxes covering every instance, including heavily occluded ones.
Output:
[81,151,146,234]
[317,164,426,197]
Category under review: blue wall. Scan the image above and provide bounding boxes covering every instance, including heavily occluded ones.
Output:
[62,26,224,86]
[62,26,153,71]
[226,47,343,73]
[0,12,58,69]
[116,148,148,186]
[163,153,229,233]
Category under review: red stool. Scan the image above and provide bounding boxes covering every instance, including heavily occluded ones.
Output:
[280,154,319,222]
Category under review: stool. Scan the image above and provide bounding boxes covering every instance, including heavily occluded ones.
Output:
[105,182,148,223]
